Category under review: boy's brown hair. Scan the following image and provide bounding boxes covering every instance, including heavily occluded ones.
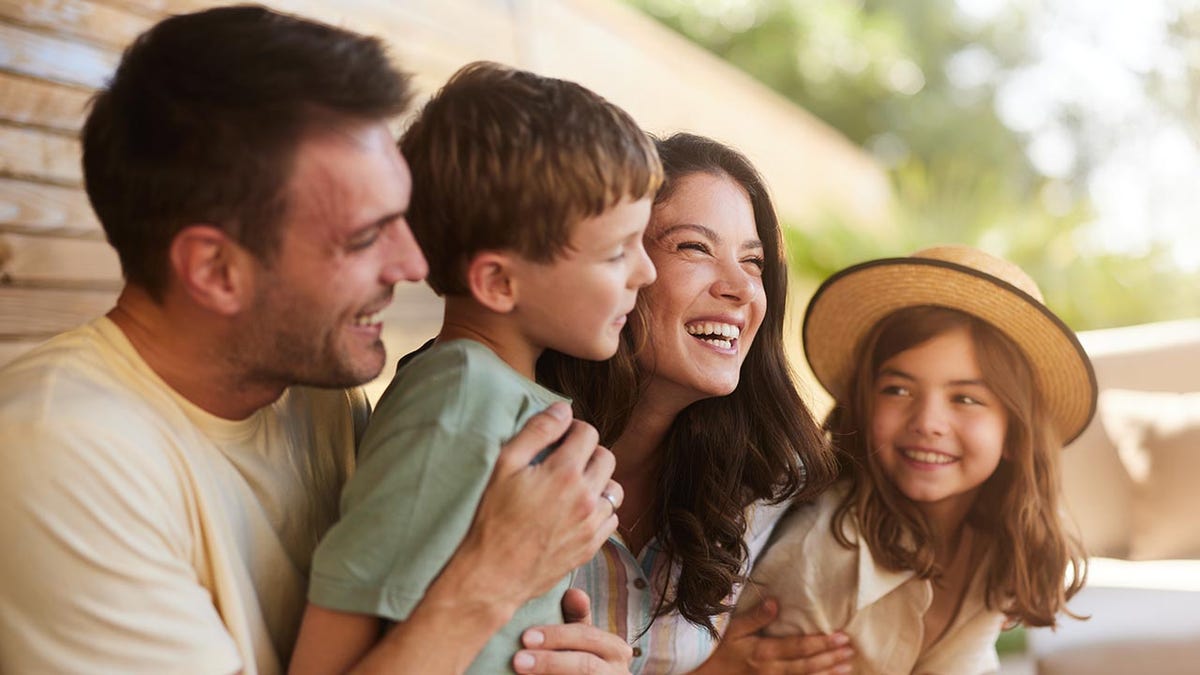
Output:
[399,61,662,296]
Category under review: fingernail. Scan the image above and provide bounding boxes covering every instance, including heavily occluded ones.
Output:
[513,652,535,670]
[523,629,545,647]
[546,403,569,420]
[832,632,850,646]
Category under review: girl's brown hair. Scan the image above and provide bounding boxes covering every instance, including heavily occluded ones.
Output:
[829,305,1086,627]
[538,133,836,636]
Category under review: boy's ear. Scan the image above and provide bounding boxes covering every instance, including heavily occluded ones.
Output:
[467,251,518,313]
[168,225,257,316]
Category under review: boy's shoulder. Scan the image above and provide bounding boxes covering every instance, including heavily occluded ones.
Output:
[372,338,566,433]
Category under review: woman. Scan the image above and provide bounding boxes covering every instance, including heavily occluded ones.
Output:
[539,133,850,674]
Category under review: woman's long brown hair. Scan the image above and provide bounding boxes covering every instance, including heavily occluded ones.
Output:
[538,133,836,636]
[828,306,1086,627]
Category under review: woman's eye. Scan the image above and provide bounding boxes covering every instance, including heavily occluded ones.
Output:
[743,256,766,271]
[607,250,627,262]
[879,384,909,396]
[955,394,983,405]
[677,241,710,254]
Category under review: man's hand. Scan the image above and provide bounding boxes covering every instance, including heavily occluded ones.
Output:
[513,589,633,674]
[446,403,621,614]
[691,598,854,675]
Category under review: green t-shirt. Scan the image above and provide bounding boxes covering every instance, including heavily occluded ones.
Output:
[309,339,570,674]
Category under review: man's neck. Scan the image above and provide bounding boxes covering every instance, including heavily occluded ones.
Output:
[109,286,286,420]
[437,296,542,379]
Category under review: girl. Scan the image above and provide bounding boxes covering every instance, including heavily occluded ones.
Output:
[742,245,1094,674]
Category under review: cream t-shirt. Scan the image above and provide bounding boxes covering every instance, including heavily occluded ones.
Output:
[0,317,367,674]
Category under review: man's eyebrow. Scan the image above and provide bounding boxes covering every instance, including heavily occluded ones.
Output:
[347,210,404,239]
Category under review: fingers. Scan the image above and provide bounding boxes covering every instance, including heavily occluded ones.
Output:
[724,596,780,640]
[514,624,633,674]
[512,649,623,674]
[757,634,853,674]
[543,419,602,478]
[560,588,593,625]
[497,403,573,471]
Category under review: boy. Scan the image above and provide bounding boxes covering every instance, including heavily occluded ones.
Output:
[293,62,662,674]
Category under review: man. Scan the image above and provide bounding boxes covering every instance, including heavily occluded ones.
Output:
[0,6,629,673]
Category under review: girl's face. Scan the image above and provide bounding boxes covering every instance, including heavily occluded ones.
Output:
[870,326,1009,530]
[636,171,767,409]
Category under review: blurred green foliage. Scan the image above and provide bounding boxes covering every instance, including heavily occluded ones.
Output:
[628,0,1199,330]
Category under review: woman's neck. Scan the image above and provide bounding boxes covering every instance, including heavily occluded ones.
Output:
[609,395,681,555]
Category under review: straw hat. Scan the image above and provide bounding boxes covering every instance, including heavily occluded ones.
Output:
[802,245,1097,444]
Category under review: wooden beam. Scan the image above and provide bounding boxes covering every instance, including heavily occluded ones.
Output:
[0,21,118,88]
[0,0,152,51]
[0,178,100,236]
[0,124,82,185]
[0,233,121,288]
[0,338,46,367]
[0,286,115,337]
[0,72,92,133]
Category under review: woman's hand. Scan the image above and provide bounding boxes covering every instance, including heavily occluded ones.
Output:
[692,598,854,675]
[512,588,633,674]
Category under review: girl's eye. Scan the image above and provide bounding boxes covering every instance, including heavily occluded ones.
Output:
[955,394,984,406]
[607,250,627,262]
[677,241,710,254]
[879,384,909,397]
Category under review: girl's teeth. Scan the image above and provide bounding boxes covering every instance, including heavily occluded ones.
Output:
[697,337,732,350]
[902,449,955,464]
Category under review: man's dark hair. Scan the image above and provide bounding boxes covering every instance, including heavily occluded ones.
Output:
[82,4,412,299]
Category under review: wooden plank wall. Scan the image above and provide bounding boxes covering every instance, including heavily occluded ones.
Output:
[0,0,520,398]
[0,0,890,402]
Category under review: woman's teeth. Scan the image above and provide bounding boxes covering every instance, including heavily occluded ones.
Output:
[685,322,740,350]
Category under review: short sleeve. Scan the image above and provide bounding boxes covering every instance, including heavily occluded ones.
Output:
[0,420,242,674]
[308,420,494,620]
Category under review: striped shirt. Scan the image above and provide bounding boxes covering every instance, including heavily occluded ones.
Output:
[571,500,789,674]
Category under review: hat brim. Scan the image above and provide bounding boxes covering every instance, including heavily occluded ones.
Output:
[803,257,1097,444]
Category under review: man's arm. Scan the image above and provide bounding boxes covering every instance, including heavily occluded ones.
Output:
[291,403,623,674]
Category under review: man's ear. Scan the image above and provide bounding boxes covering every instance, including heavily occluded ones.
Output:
[467,251,518,313]
[168,225,256,316]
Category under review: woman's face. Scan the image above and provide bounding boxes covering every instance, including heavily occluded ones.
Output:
[636,171,768,408]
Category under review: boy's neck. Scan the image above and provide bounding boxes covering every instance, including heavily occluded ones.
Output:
[437,296,543,379]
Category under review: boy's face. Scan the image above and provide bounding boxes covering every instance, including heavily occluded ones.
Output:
[510,196,656,361]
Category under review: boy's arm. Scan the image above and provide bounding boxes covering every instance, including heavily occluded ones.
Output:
[292,403,623,675]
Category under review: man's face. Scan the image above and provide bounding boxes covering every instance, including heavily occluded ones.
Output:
[238,121,427,389]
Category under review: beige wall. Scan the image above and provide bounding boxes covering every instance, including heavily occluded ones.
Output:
[0,0,890,401]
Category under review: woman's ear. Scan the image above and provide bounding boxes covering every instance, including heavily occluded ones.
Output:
[466,251,518,313]
[168,225,256,316]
